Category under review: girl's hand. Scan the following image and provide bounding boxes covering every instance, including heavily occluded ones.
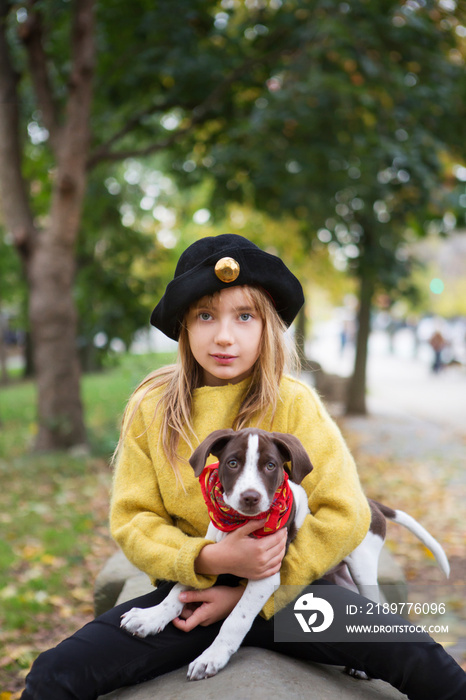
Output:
[172,585,244,632]
[195,519,288,580]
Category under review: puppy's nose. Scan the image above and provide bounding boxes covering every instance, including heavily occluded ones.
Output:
[241,490,261,508]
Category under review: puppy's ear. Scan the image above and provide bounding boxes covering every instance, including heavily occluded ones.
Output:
[189,429,236,477]
[271,432,313,484]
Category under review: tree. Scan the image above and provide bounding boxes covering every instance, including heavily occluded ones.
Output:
[0,0,285,448]
[185,0,466,413]
[0,0,95,446]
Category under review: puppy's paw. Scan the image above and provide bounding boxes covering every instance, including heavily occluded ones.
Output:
[120,606,171,637]
[344,666,371,680]
[187,643,233,681]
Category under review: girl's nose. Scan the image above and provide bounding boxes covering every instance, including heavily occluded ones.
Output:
[214,320,234,345]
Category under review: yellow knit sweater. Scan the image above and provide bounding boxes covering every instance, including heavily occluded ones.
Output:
[110,375,371,619]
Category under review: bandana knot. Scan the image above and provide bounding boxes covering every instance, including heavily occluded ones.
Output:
[199,462,293,538]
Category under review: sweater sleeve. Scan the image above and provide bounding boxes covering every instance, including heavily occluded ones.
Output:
[261,381,371,619]
[109,402,217,590]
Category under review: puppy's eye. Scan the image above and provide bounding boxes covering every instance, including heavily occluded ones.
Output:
[227,459,238,469]
[265,462,276,471]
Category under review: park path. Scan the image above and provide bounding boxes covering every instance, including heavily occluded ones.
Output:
[311,326,466,433]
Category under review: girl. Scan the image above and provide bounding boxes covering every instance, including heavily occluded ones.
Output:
[22,234,465,699]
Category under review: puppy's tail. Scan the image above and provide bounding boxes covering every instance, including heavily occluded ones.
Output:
[374,501,450,578]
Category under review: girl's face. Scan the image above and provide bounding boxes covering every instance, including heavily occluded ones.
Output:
[186,286,263,387]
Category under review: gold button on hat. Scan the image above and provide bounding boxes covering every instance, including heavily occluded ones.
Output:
[214,257,240,283]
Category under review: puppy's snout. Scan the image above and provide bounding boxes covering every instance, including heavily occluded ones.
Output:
[240,490,261,509]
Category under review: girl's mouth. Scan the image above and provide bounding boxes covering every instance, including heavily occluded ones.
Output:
[211,354,237,365]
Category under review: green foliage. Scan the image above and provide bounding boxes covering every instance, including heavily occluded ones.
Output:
[179,0,466,302]
[76,174,159,368]
[90,0,236,158]
[0,228,25,323]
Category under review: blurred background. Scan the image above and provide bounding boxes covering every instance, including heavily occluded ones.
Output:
[2,0,466,441]
[1,0,465,694]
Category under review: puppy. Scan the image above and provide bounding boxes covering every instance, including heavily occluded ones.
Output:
[121,427,313,681]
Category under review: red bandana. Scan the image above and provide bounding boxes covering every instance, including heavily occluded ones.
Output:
[199,462,293,538]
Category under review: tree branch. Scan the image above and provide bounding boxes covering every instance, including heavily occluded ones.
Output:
[0,1,36,260]
[61,0,95,166]
[87,96,197,167]
[18,1,61,154]
[87,28,291,170]
[87,118,209,167]
[44,0,95,247]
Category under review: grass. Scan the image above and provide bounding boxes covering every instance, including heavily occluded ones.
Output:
[0,352,175,696]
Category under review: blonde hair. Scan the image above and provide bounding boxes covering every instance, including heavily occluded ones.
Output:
[113,286,298,484]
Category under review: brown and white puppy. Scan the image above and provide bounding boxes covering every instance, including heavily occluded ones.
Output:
[121,428,450,682]
[120,428,313,681]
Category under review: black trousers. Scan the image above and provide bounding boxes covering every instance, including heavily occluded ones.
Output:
[21,577,466,700]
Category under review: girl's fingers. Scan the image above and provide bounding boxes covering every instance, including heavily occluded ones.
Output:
[172,606,207,632]
[233,519,267,537]
[235,520,287,549]
[269,529,288,550]
[174,586,245,631]
[252,554,284,578]
[179,589,211,604]
[256,530,287,559]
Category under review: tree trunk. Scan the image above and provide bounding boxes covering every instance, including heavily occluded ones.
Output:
[28,237,87,448]
[0,0,95,449]
[30,0,95,449]
[345,267,374,415]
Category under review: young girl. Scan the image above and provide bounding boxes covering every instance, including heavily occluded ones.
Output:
[22,234,465,699]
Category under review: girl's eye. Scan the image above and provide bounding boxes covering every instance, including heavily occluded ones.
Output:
[266,462,276,471]
[227,459,238,469]
[199,312,212,321]
[239,313,252,321]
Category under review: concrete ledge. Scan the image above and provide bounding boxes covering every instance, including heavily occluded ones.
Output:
[115,570,154,605]
[98,647,404,699]
[93,551,152,616]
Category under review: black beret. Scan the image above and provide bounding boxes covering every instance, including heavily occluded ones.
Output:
[150,234,304,340]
